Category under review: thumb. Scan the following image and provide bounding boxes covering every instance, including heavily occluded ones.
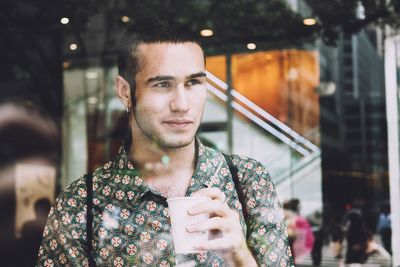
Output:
[192,187,226,202]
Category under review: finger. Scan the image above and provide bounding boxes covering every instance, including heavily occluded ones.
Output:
[187,200,230,217]
[194,237,237,251]
[191,187,226,202]
[186,217,227,233]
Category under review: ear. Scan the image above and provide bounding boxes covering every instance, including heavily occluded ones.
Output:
[115,75,132,107]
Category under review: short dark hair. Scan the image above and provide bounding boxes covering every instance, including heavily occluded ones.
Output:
[283,198,300,213]
[117,25,203,104]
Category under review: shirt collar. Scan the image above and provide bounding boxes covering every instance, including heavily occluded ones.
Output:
[189,139,226,191]
[108,136,224,202]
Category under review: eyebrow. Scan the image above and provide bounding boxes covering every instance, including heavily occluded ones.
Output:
[146,72,206,84]
[187,72,206,79]
[147,75,174,84]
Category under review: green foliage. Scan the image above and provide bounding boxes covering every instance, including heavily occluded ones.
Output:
[108,0,315,53]
[305,0,393,44]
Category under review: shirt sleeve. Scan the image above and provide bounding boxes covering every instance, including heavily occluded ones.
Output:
[233,156,295,267]
[36,178,90,267]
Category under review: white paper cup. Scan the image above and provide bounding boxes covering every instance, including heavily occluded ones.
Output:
[167,196,211,254]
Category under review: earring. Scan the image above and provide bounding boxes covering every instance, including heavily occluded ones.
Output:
[126,104,131,113]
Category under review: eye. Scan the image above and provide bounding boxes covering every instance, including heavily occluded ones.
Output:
[155,81,171,88]
[186,79,202,86]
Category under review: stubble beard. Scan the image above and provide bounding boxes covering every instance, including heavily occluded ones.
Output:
[133,109,197,150]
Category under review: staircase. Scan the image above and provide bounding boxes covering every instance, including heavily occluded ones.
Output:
[200,71,322,216]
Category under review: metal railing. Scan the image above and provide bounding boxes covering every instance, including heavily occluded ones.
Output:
[205,70,320,157]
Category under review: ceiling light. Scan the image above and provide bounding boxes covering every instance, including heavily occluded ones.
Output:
[63,61,70,69]
[121,16,130,23]
[247,43,256,50]
[356,2,366,20]
[86,71,98,79]
[200,29,214,37]
[60,17,69,24]
[303,18,317,26]
[69,43,78,51]
[287,68,299,81]
[88,97,98,104]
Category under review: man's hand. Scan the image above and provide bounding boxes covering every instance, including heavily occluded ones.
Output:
[186,187,258,267]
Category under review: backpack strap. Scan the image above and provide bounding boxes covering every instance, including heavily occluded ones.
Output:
[222,153,249,221]
[222,153,259,258]
[85,174,96,267]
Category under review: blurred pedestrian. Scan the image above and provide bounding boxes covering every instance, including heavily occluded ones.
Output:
[20,198,51,266]
[283,199,314,264]
[328,216,344,259]
[311,225,324,266]
[344,199,370,264]
[376,203,391,254]
[364,231,391,266]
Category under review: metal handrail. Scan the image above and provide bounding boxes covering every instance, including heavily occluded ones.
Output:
[273,150,321,185]
[206,82,314,156]
[206,70,319,153]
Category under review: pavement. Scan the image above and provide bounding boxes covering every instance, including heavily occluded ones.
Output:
[294,240,392,267]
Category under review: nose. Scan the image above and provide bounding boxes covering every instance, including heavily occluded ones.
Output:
[170,85,190,112]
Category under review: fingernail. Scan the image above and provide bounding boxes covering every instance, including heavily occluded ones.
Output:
[187,208,196,215]
[222,194,226,203]
[186,224,195,232]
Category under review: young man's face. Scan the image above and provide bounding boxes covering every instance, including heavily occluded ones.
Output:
[132,42,207,149]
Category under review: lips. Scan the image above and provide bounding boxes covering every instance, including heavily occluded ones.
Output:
[163,119,193,129]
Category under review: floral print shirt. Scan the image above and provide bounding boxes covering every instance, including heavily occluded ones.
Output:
[37,140,294,266]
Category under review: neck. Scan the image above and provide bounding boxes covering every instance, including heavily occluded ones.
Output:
[129,134,197,179]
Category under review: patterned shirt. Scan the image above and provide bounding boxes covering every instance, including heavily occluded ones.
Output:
[37,140,294,266]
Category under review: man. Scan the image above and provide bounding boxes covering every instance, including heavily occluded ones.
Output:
[37,28,293,266]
